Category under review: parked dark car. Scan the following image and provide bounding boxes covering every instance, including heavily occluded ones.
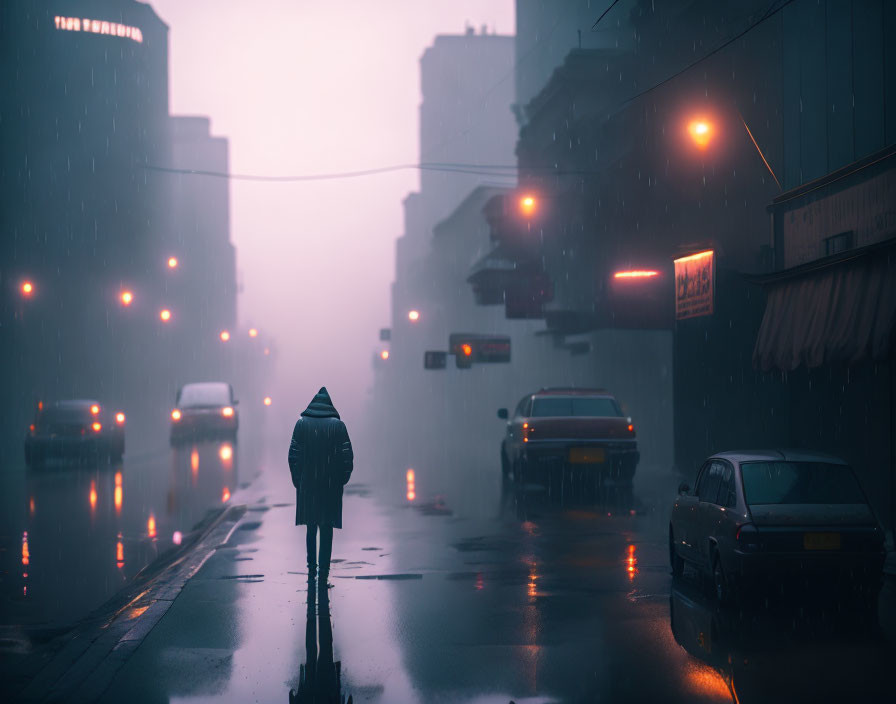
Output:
[170,382,238,445]
[25,400,126,466]
[669,450,885,614]
[497,387,639,487]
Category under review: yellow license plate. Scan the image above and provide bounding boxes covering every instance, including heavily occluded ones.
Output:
[803,532,841,550]
[569,447,605,464]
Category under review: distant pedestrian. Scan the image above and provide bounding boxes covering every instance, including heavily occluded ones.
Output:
[288,387,354,586]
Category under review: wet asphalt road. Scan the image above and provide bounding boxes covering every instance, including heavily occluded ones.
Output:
[0,438,247,633]
[75,450,896,704]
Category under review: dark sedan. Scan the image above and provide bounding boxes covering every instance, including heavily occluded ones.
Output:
[25,400,126,466]
[669,450,885,616]
[498,387,639,488]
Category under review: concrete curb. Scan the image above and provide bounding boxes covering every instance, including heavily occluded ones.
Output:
[13,503,247,703]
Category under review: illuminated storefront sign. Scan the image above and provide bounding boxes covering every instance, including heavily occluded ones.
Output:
[54,16,144,43]
[674,250,714,319]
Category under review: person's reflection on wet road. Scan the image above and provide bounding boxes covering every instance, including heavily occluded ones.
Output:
[290,583,351,704]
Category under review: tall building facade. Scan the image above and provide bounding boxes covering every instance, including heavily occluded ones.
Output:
[0,0,239,456]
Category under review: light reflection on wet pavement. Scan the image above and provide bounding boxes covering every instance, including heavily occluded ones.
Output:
[11,452,894,703]
[0,441,241,630]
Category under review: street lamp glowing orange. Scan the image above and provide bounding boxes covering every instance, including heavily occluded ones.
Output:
[120,290,134,306]
[248,328,258,338]
[519,194,537,217]
[687,119,714,149]
[159,309,171,322]
[21,281,34,296]
[220,330,230,342]
[167,256,178,269]
[408,310,420,322]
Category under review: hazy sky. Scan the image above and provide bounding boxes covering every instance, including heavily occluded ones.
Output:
[150,0,514,426]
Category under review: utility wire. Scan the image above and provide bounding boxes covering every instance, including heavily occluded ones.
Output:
[150,0,798,184]
[618,0,796,107]
[591,0,624,30]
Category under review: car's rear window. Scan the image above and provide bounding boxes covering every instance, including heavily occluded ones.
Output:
[179,383,231,407]
[530,396,622,417]
[39,406,92,423]
[741,461,866,505]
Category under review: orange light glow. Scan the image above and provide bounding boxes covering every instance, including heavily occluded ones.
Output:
[159,309,171,322]
[528,562,538,597]
[191,448,199,474]
[408,310,420,322]
[519,194,537,217]
[120,290,134,306]
[92,422,102,432]
[221,406,234,417]
[461,343,473,357]
[222,487,231,503]
[115,412,126,424]
[29,424,35,433]
[171,409,181,421]
[22,281,34,296]
[90,404,100,415]
[89,481,97,510]
[114,485,123,513]
[147,514,156,538]
[248,328,258,338]
[687,119,714,149]
[264,347,270,356]
[220,330,230,342]
[406,468,416,502]
[38,401,43,411]
[380,350,390,360]
[117,535,125,567]
[167,256,178,269]
[29,497,35,515]
[626,543,638,580]
[22,532,30,567]
[219,444,233,462]
[263,396,272,406]
[674,249,714,265]
[613,270,659,279]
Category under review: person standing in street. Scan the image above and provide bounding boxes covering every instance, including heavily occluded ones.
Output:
[288,387,354,587]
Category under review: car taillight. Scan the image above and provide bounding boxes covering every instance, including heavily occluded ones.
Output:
[221,406,234,418]
[92,422,102,432]
[522,422,532,443]
[29,424,35,434]
[90,404,100,415]
[736,523,761,552]
[115,412,126,425]
[171,409,182,421]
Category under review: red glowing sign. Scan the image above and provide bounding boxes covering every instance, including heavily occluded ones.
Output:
[54,16,144,43]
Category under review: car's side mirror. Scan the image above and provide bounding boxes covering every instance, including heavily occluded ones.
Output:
[497,408,508,420]
[678,482,690,495]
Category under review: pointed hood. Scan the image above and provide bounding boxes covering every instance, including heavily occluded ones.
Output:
[301,386,340,419]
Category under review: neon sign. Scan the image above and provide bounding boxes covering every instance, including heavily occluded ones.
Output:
[54,16,144,44]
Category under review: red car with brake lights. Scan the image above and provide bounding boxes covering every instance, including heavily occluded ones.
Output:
[170,382,239,445]
[25,400,126,466]
[497,387,639,488]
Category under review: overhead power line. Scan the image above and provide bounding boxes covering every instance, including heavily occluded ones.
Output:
[153,0,798,185]
[591,0,624,30]
[144,162,519,182]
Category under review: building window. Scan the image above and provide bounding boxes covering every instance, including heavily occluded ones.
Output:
[824,231,854,257]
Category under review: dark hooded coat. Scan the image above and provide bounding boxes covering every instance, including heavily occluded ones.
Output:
[288,388,353,528]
